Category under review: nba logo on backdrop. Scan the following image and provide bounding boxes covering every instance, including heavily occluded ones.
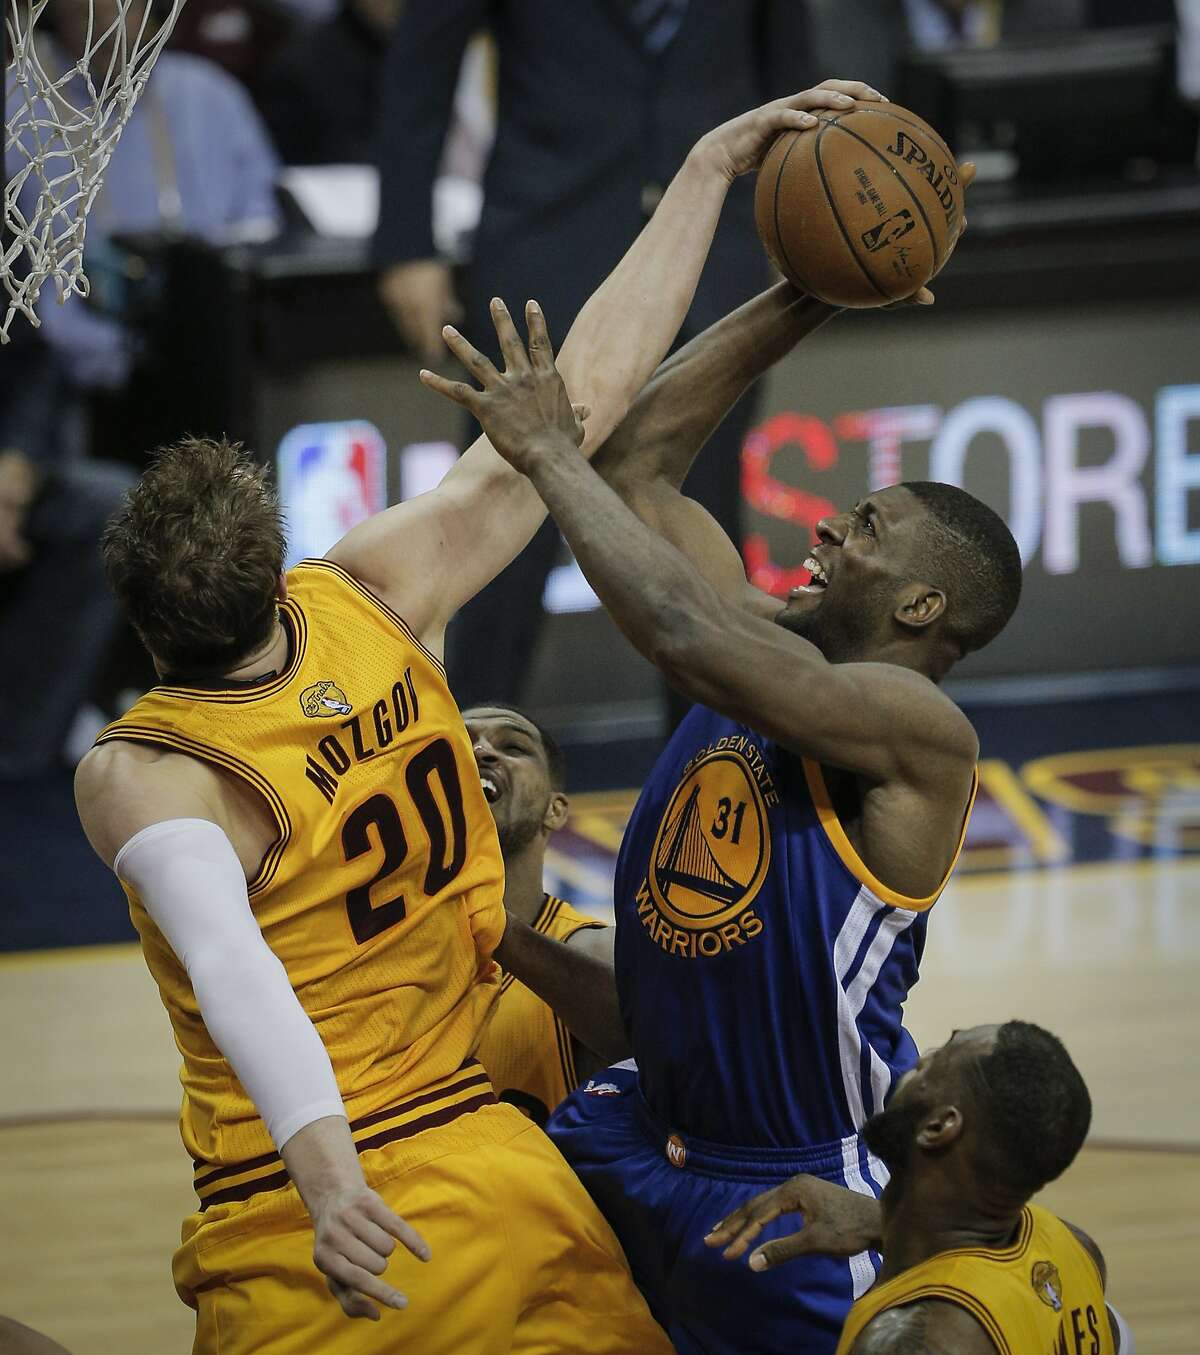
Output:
[277,422,387,567]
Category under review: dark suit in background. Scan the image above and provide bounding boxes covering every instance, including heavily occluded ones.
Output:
[261,1,399,165]
[372,0,814,708]
[0,335,134,778]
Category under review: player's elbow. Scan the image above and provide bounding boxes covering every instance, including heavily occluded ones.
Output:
[187,944,279,1017]
[646,601,727,697]
[559,361,627,448]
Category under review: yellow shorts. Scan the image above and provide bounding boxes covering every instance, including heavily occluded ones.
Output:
[174,1101,670,1355]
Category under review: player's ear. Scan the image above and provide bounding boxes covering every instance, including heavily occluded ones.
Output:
[916,1103,963,1150]
[543,791,569,833]
[894,583,945,632]
[276,572,288,604]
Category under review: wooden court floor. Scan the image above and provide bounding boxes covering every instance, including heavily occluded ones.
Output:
[1,857,1197,1353]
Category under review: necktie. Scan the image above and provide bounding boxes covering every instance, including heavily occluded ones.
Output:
[629,0,689,54]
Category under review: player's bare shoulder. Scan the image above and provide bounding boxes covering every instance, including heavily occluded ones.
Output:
[851,1298,996,1355]
[75,740,267,872]
[75,740,174,865]
[845,660,979,773]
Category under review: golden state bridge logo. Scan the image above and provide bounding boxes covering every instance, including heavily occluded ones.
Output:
[636,745,773,959]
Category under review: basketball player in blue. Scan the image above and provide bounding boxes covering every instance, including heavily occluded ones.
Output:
[419,212,1018,1355]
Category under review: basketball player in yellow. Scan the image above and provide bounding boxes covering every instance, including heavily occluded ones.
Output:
[465,703,627,1124]
[71,82,887,1355]
[706,1022,1132,1354]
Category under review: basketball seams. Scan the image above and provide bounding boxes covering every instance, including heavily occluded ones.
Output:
[825,114,944,275]
[769,131,806,288]
[848,104,959,183]
[812,119,892,303]
[756,104,959,306]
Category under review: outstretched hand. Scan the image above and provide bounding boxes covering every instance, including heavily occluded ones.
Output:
[419,298,587,476]
[695,79,887,183]
[898,159,978,307]
[704,1173,883,1273]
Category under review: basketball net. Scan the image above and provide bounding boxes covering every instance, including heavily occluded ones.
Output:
[2,0,186,342]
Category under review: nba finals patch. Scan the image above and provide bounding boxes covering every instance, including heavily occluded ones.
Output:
[300,681,352,718]
[1031,1260,1063,1312]
[584,1081,621,1097]
[635,742,775,959]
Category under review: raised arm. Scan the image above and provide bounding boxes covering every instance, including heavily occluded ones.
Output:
[593,282,841,606]
[592,162,972,608]
[419,305,976,795]
[329,82,887,654]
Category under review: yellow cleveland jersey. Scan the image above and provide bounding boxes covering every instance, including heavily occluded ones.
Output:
[477,894,606,1127]
[97,559,506,1197]
[836,1205,1114,1355]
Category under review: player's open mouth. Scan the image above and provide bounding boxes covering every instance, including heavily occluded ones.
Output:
[479,773,502,803]
[791,555,829,597]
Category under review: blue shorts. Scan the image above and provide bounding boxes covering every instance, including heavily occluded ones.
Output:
[547,1066,884,1355]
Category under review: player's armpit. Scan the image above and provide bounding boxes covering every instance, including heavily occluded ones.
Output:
[852,1300,996,1355]
[610,477,777,613]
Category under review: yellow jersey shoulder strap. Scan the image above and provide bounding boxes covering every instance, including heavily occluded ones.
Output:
[836,1209,1037,1355]
[538,893,607,944]
[292,558,447,679]
[837,1207,1112,1355]
[535,893,607,1091]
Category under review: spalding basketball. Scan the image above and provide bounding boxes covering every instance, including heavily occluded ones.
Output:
[755,102,964,308]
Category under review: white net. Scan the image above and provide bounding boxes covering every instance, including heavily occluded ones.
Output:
[2,0,187,341]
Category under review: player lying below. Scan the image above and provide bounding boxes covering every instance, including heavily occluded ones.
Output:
[416,192,1032,1355]
[707,1021,1132,1355]
[465,703,625,1123]
[72,86,865,1355]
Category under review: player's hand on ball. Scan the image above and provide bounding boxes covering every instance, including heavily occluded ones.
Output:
[695,79,888,183]
[888,160,977,308]
[310,1183,431,1320]
[420,298,588,473]
[704,1173,883,1271]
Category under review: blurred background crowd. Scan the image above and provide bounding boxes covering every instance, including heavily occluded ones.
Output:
[2,0,1199,780]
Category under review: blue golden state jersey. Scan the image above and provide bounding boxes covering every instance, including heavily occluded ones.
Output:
[615,705,977,1149]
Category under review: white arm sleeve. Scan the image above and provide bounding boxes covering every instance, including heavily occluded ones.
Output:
[115,818,347,1151]
[1108,1305,1133,1355]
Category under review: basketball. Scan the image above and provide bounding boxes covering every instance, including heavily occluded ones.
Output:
[755,102,965,308]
